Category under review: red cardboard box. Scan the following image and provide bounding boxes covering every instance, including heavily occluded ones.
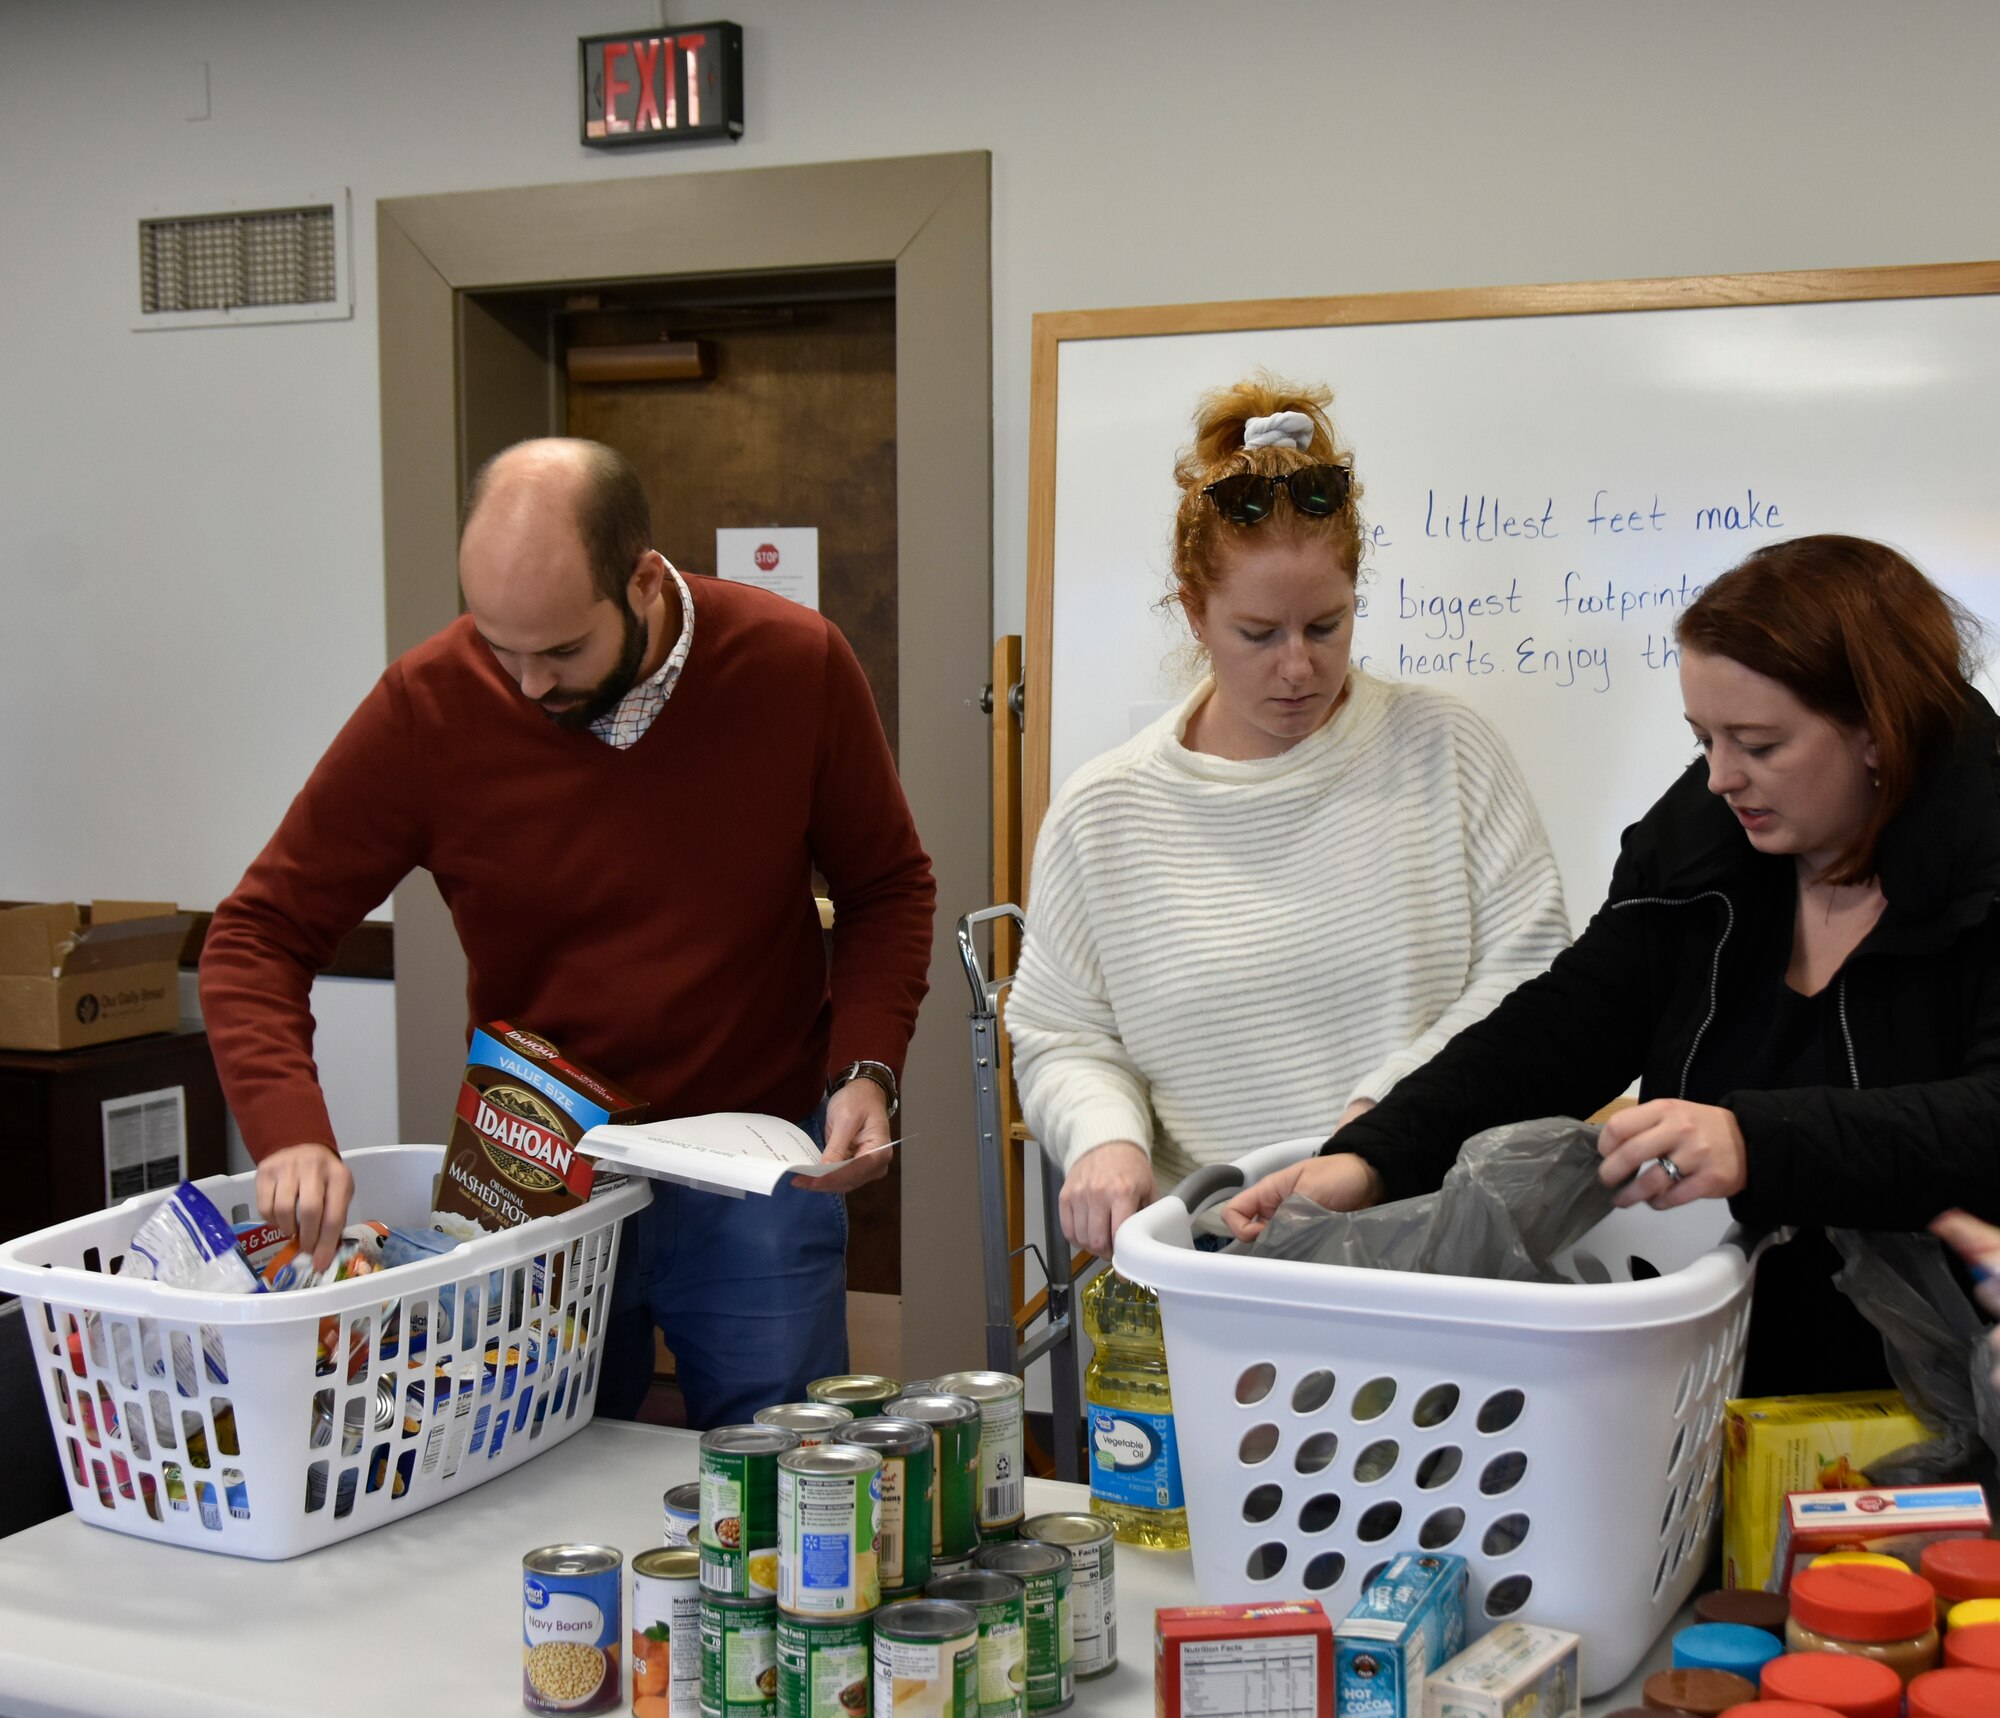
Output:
[1156,1601,1333,1718]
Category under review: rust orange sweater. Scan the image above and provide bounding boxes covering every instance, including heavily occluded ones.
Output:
[201,579,935,1155]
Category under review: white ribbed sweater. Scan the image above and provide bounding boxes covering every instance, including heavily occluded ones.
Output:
[1006,671,1570,1188]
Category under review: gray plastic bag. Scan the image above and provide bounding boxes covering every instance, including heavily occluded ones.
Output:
[1217,1116,1619,1283]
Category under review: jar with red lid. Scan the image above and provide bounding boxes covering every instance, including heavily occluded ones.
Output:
[1759,1649,1903,1718]
[1906,1665,2000,1718]
[1920,1538,2000,1623]
[1784,1563,1941,1681]
[1943,1619,2000,1672]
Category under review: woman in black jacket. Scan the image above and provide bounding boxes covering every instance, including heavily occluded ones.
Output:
[1223,534,2000,1395]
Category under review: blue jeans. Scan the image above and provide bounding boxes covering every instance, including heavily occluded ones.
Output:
[597,1105,850,1429]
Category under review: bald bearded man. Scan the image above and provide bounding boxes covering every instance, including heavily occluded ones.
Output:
[200,439,935,1426]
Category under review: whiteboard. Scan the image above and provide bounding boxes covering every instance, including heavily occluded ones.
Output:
[1032,269,2000,928]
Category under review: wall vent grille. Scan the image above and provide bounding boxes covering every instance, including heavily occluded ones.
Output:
[133,190,351,330]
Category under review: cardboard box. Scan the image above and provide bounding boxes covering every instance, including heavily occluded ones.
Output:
[1772,1483,1990,1593]
[431,1021,646,1238]
[1155,1601,1332,1718]
[1335,1553,1470,1718]
[1722,1390,1936,1590]
[0,901,189,1051]
[1425,1623,1580,1718]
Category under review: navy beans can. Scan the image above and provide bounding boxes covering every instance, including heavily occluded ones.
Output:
[524,1543,623,1714]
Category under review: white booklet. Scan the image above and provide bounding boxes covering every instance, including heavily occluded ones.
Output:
[578,1112,888,1198]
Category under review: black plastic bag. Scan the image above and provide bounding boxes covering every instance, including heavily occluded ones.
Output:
[1216,1117,1619,1283]
[1828,1228,2000,1487]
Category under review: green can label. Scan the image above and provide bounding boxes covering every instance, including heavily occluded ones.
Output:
[776,1616,872,1718]
[702,1443,783,1598]
[877,1443,933,1593]
[778,1461,881,1616]
[932,1424,979,1563]
[700,1598,777,1717]
[1016,1565,1070,1713]
[971,1608,1026,1718]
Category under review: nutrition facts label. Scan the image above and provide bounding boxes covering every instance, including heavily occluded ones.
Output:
[1177,1636,1320,1717]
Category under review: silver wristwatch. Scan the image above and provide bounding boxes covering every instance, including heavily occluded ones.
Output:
[828,1058,899,1120]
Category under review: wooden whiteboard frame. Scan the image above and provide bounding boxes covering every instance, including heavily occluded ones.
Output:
[1023,260,2000,876]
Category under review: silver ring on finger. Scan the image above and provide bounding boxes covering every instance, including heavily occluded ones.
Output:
[1653,1155,1685,1187]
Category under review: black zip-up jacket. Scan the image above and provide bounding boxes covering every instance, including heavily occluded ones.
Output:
[1331,693,2000,1392]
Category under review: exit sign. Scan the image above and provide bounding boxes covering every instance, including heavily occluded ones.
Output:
[580,23,744,147]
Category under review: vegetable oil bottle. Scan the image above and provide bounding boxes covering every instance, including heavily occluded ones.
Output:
[1081,1267,1187,1548]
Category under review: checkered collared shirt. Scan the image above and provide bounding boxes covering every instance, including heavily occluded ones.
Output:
[588,564,696,750]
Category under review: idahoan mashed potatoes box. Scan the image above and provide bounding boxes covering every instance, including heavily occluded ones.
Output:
[431,1022,646,1238]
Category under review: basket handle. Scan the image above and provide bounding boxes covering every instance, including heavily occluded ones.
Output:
[1159,1162,1246,1217]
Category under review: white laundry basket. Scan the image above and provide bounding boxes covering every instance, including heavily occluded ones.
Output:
[0,1146,649,1560]
[1114,1138,1771,1696]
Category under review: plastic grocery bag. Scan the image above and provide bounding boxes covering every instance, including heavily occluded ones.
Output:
[1828,1228,2000,1485]
[1214,1117,1619,1283]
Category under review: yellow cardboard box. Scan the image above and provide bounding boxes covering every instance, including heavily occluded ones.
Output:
[1722,1390,1934,1590]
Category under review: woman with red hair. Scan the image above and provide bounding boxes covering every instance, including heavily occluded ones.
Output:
[1226,536,2000,1394]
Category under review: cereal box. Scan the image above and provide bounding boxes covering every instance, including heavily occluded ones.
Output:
[1722,1390,1934,1590]
[432,1022,645,1238]
[1334,1553,1469,1718]
[1424,1623,1579,1718]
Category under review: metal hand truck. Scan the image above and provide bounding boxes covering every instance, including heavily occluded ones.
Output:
[956,904,1087,1482]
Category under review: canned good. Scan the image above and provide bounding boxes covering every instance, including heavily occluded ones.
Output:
[664,1481,702,1547]
[927,1373,1025,1543]
[634,1547,703,1718]
[700,1592,778,1718]
[776,1612,872,1718]
[884,1394,981,1571]
[833,1417,934,1596]
[755,1403,856,1448]
[524,1544,622,1716]
[1019,1515,1114,1679]
[702,1426,800,1597]
[926,1571,1027,1718]
[872,1598,981,1718]
[778,1445,882,1617]
[971,1543,1070,1713]
[808,1375,903,1420]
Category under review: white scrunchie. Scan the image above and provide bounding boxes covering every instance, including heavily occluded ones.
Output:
[1242,411,1315,452]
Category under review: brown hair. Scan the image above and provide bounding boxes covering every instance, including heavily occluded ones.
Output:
[1675,534,1979,884]
[463,439,653,606]
[1169,374,1367,621]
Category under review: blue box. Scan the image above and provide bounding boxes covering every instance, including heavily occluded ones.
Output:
[1333,1552,1469,1718]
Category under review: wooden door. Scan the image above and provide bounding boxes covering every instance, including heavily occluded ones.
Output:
[564,290,902,1297]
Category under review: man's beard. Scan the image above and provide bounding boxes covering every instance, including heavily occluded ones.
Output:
[543,599,649,731]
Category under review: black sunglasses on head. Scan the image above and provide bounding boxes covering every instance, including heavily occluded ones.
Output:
[1202,463,1354,525]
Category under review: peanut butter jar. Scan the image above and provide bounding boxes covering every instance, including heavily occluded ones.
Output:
[1784,1564,1940,1683]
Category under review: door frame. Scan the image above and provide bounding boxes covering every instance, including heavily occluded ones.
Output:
[376,151,992,1375]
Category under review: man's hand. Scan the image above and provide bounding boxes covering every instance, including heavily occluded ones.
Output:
[1220,1152,1383,1243]
[1059,1140,1156,1257]
[797,1078,895,1194]
[1597,1099,1748,1209]
[255,1143,355,1272]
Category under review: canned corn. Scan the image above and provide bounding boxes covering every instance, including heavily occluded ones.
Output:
[884,1393,981,1573]
[833,1416,933,1595]
[701,1426,800,1598]
[927,1373,1025,1543]
[778,1444,882,1617]
[808,1375,902,1420]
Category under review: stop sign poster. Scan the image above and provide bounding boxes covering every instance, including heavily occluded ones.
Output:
[716,526,819,611]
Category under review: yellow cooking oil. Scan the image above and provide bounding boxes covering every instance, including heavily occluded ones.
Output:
[1082,1267,1188,1549]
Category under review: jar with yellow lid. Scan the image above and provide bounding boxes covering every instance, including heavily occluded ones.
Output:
[1809,1552,1913,1573]
[1786,1563,1942,1683]
[1945,1597,2000,1632]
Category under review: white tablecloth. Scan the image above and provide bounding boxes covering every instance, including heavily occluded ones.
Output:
[0,1420,1680,1716]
